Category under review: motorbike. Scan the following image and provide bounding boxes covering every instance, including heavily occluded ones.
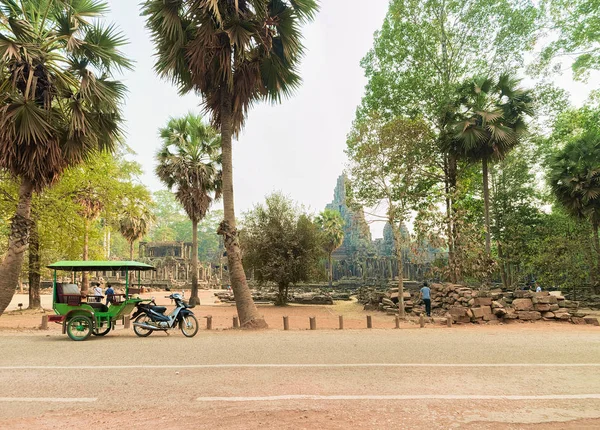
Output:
[131,293,199,337]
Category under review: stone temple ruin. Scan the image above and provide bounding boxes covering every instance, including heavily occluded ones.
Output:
[136,241,218,289]
[326,174,440,284]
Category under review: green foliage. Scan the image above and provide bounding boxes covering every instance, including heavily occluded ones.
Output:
[315,209,344,255]
[156,114,222,223]
[0,0,130,190]
[240,193,324,304]
[539,0,600,80]
[147,190,223,262]
[142,0,318,132]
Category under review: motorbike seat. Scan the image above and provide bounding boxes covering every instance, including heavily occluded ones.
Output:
[151,306,167,314]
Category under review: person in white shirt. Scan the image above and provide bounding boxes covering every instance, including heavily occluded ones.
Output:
[93,282,103,297]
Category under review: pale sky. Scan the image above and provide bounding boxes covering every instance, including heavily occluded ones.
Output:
[106,0,389,232]
[106,1,595,240]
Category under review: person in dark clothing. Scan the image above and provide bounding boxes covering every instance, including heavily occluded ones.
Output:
[420,281,431,317]
[105,284,115,305]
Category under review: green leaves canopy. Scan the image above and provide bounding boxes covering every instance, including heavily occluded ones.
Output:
[141,0,318,133]
[156,113,222,224]
[0,0,130,190]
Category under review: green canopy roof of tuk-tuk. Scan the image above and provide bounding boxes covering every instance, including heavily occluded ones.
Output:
[47,261,155,272]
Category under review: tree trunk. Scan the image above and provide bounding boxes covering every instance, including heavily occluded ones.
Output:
[328,252,333,288]
[445,153,459,283]
[482,158,492,257]
[218,95,267,328]
[28,217,41,309]
[497,242,508,289]
[592,220,600,293]
[0,178,34,315]
[390,219,405,318]
[129,240,134,260]
[82,218,89,293]
[190,219,200,306]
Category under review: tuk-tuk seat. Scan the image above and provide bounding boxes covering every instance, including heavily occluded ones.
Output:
[57,283,82,306]
[86,302,109,313]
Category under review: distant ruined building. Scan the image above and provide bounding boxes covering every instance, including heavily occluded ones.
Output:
[326,174,439,283]
[137,241,216,287]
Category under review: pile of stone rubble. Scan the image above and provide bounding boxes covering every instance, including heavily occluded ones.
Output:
[359,283,600,325]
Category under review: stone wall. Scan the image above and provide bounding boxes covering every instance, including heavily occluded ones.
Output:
[359,283,599,325]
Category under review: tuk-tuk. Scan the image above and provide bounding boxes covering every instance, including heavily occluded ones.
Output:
[47,260,155,341]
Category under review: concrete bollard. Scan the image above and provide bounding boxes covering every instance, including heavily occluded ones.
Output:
[309,317,316,330]
[447,317,452,328]
[41,315,48,330]
[367,315,372,329]
[395,315,400,329]
[420,314,425,328]
[339,315,344,330]
[283,316,289,331]
[233,316,239,328]
[206,315,212,330]
[124,316,131,329]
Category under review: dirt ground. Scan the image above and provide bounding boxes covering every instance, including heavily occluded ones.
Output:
[1,290,599,333]
[1,291,599,429]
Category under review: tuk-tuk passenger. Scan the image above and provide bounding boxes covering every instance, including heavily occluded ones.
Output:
[105,284,115,305]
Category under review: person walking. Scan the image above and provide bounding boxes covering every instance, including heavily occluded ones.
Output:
[420,281,431,317]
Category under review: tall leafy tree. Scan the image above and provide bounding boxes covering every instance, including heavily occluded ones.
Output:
[452,74,533,257]
[549,133,600,288]
[346,115,437,317]
[538,0,600,80]
[156,114,221,306]
[241,193,323,305]
[142,0,317,328]
[118,193,154,261]
[316,209,344,287]
[0,0,130,315]
[358,0,539,282]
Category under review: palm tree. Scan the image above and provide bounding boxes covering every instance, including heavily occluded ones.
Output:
[142,0,318,328]
[549,133,600,289]
[74,186,104,293]
[0,0,130,315]
[156,114,222,306]
[118,197,154,261]
[316,209,345,287]
[452,74,533,257]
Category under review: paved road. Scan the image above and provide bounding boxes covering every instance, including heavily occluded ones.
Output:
[0,329,599,429]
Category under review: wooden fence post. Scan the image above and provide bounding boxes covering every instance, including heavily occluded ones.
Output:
[283,316,289,331]
[339,315,344,330]
[233,316,239,328]
[309,317,316,330]
[366,315,372,329]
[420,314,425,328]
[206,315,212,330]
[124,316,130,329]
[395,315,400,329]
[447,316,452,328]
[41,315,48,330]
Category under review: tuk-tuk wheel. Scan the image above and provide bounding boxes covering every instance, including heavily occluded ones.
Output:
[66,315,93,341]
[92,325,111,336]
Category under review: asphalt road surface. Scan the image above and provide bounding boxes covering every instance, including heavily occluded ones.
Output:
[0,328,599,429]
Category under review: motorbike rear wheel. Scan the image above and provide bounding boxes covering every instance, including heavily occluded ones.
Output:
[180,314,199,337]
[133,314,153,337]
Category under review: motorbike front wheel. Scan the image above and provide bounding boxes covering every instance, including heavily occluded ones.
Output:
[180,314,199,338]
[133,314,153,337]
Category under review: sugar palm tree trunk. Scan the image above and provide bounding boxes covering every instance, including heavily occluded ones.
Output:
[28,216,41,309]
[82,218,89,293]
[0,178,34,315]
[190,219,200,306]
[129,241,134,260]
[482,158,492,258]
[220,97,267,328]
[592,220,600,293]
[328,252,333,288]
